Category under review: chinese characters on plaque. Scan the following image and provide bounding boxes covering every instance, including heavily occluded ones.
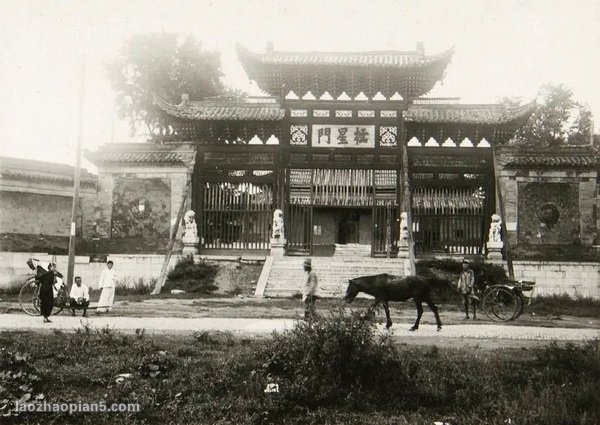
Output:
[311,125,375,148]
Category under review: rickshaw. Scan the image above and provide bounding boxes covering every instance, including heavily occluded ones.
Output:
[481,279,536,322]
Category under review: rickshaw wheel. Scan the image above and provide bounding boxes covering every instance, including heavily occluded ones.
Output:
[483,286,519,322]
[19,277,41,316]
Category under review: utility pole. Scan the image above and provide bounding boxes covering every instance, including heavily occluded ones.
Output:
[66,55,86,288]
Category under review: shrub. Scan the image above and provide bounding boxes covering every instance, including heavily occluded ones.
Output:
[258,309,407,408]
[164,255,218,294]
[417,258,509,301]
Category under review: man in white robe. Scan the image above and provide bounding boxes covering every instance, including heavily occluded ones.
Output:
[97,260,116,313]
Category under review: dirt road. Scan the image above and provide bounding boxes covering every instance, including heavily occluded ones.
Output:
[0,313,597,344]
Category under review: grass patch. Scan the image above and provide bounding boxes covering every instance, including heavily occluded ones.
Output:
[530,294,600,318]
[0,316,598,424]
[114,277,154,296]
[0,277,26,297]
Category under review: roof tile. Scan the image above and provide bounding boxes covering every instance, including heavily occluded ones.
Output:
[404,102,536,125]
[154,96,285,121]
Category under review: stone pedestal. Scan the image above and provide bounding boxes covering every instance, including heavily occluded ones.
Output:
[270,238,286,256]
[486,241,504,260]
[182,235,200,255]
[397,243,409,258]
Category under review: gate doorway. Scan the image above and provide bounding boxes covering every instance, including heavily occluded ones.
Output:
[337,210,360,244]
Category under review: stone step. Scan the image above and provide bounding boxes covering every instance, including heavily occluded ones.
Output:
[261,255,409,298]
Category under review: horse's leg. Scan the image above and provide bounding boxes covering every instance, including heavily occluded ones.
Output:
[410,298,424,331]
[425,295,443,331]
[363,299,380,320]
[382,301,392,328]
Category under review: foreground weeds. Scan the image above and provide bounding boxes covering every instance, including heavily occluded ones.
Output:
[0,314,598,424]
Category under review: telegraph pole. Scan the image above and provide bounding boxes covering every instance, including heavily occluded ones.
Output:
[66,55,86,288]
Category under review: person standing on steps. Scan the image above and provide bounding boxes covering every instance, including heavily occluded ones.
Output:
[302,258,318,320]
[457,259,476,319]
[97,260,116,314]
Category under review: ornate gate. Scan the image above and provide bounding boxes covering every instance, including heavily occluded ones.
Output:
[372,170,398,256]
[412,186,487,255]
[287,169,313,253]
[201,182,274,250]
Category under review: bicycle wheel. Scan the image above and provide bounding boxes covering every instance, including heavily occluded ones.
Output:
[513,293,525,320]
[483,287,518,322]
[19,277,40,316]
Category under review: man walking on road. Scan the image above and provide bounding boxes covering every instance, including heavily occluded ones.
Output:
[97,260,116,314]
[302,258,318,320]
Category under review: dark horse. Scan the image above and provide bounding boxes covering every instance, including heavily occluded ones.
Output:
[344,274,443,331]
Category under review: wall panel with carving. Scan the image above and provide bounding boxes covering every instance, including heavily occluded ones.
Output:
[517,182,580,245]
[111,177,171,239]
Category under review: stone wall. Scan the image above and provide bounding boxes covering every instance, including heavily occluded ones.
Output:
[0,251,181,290]
[0,190,97,238]
[512,261,599,298]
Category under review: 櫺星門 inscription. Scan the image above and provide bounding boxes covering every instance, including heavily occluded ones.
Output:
[311,125,375,148]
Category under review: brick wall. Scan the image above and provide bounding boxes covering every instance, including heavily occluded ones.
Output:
[0,191,96,238]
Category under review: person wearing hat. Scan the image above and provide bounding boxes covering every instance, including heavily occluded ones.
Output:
[457,259,476,319]
[302,258,318,320]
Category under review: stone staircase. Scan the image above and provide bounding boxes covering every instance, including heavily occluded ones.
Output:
[258,255,409,298]
[333,243,372,257]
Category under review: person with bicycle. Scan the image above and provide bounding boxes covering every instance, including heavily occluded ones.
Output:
[38,263,62,323]
[69,276,90,317]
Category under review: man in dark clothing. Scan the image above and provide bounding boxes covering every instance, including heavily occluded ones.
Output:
[38,263,62,323]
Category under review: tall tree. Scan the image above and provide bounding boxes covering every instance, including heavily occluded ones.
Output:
[107,33,224,135]
[507,84,593,147]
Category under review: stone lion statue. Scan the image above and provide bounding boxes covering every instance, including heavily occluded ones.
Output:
[183,210,198,238]
[399,212,409,245]
[272,209,284,239]
[488,214,502,243]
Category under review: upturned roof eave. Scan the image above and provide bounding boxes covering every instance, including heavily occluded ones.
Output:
[235,43,454,69]
[152,94,285,122]
[404,99,537,125]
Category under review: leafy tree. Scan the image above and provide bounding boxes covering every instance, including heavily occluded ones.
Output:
[506,84,593,147]
[107,32,225,135]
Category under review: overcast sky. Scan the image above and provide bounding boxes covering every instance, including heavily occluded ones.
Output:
[1,0,599,170]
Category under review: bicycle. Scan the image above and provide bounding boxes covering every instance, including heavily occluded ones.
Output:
[19,259,68,317]
[481,279,536,322]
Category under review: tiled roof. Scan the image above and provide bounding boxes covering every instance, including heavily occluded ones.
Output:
[0,156,97,187]
[505,155,600,168]
[404,101,536,125]
[84,143,196,166]
[154,96,285,121]
[236,44,454,68]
